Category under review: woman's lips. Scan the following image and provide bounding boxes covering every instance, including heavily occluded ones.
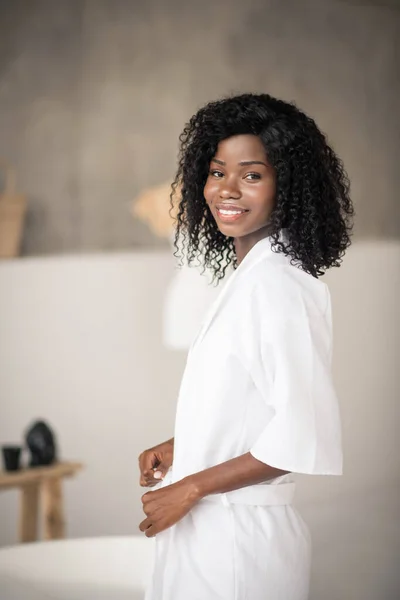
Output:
[215,206,249,223]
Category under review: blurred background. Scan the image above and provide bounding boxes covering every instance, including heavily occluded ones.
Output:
[0,0,399,598]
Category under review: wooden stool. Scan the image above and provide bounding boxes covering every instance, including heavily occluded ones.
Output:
[0,461,82,543]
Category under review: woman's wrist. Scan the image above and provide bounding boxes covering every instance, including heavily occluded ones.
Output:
[183,474,206,502]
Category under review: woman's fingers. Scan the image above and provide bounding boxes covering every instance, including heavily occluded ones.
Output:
[141,480,158,488]
[143,468,156,479]
[139,516,156,538]
[140,475,154,487]
[140,467,163,487]
[144,525,156,538]
[139,451,157,474]
[139,450,158,486]
[138,448,170,487]
[139,517,152,532]
[150,461,168,480]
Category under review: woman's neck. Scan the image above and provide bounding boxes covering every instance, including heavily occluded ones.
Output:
[234,226,272,265]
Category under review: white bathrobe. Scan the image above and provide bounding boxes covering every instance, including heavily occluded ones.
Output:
[145,236,342,600]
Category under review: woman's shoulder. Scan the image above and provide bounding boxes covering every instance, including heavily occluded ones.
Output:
[245,256,330,320]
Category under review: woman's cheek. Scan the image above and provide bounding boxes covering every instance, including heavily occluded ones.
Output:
[203,181,215,205]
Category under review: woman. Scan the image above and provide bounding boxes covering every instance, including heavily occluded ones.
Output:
[138,93,353,600]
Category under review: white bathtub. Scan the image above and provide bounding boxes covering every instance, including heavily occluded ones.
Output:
[0,536,155,599]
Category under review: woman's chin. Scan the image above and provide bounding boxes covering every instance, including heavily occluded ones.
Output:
[215,222,245,238]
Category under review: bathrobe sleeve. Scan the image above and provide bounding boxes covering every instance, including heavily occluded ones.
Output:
[248,276,343,475]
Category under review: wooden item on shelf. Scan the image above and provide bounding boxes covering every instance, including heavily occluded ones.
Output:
[0,461,83,543]
[0,160,27,258]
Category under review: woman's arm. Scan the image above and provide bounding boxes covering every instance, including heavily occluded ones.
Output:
[188,452,288,499]
[139,452,288,537]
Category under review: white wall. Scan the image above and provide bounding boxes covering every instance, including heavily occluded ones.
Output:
[0,252,185,543]
[302,241,400,599]
[0,243,399,600]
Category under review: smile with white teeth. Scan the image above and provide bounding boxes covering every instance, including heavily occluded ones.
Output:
[219,209,245,215]
[215,206,249,222]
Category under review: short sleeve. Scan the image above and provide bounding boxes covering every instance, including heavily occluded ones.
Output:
[249,279,343,475]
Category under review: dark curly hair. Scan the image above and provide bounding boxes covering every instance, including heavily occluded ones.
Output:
[171,93,353,280]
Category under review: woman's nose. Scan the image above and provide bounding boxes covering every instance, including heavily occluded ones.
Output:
[219,180,241,199]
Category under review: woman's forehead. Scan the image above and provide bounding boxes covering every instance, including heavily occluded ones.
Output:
[213,135,268,163]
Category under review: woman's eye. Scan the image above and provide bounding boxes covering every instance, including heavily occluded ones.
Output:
[210,170,224,178]
[245,172,261,180]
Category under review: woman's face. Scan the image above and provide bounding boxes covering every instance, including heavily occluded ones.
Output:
[203,134,276,242]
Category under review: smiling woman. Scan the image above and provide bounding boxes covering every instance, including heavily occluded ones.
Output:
[138,93,354,600]
[204,135,277,262]
[171,93,353,280]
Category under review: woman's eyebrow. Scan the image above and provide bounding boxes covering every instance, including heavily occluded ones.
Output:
[211,158,268,167]
[239,160,268,167]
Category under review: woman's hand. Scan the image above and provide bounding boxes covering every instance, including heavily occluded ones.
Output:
[139,478,200,537]
[138,438,174,487]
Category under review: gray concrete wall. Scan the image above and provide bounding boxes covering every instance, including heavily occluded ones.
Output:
[0,0,399,255]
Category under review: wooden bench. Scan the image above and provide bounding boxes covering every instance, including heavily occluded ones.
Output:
[0,461,82,543]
